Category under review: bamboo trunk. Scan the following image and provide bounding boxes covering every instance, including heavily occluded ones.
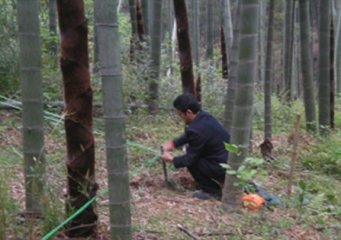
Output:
[56,0,97,237]
[173,0,196,95]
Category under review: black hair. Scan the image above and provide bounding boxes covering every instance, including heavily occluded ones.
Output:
[173,93,201,114]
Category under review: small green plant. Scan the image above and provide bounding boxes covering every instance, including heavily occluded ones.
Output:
[220,143,266,187]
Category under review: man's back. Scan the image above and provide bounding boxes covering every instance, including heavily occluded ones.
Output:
[187,111,230,163]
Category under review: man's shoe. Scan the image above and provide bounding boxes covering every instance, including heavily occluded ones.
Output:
[192,190,221,201]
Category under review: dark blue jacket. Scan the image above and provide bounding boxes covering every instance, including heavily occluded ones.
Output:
[172,111,230,170]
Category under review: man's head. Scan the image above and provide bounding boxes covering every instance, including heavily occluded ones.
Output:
[173,93,201,124]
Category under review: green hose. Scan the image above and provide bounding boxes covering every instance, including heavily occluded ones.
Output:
[41,189,108,240]
[41,155,160,239]
[0,97,163,239]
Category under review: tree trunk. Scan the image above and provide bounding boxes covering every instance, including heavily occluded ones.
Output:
[221,25,228,80]
[192,0,200,68]
[173,0,195,95]
[223,0,233,57]
[129,0,137,34]
[95,0,132,238]
[167,0,174,76]
[336,0,341,94]
[222,0,260,211]
[330,16,335,129]
[141,0,149,35]
[283,0,295,102]
[17,0,46,213]
[206,0,214,59]
[299,0,317,133]
[93,0,99,73]
[148,0,163,113]
[129,0,137,61]
[264,0,275,140]
[223,2,240,131]
[56,0,98,237]
[258,0,265,86]
[49,0,57,55]
[318,0,331,135]
[136,0,145,41]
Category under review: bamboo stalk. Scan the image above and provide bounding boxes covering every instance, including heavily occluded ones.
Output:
[287,113,301,199]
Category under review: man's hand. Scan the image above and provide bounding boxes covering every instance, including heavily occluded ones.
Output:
[161,151,174,162]
[162,141,175,152]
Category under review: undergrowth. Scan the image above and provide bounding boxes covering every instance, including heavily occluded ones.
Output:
[1,95,341,239]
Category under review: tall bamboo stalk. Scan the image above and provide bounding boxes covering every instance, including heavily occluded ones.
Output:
[173,0,195,95]
[336,0,341,94]
[141,0,149,35]
[17,0,46,213]
[206,0,214,59]
[56,0,97,237]
[192,0,200,68]
[149,0,163,113]
[264,0,275,140]
[221,25,228,80]
[223,0,233,56]
[95,0,132,238]
[299,0,317,133]
[222,0,260,211]
[223,2,240,131]
[49,0,57,54]
[318,0,331,135]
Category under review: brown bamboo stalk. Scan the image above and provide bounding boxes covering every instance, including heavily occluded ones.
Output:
[195,74,201,104]
[136,0,145,41]
[221,25,228,80]
[56,0,98,237]
[330,17,335,129]
[287,113,301,200]
[173,0,196,95]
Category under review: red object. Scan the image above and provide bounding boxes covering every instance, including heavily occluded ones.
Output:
[242,194,265,211]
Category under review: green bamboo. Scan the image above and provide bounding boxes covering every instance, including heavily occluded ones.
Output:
[167,0,174,75]
[223,2,240,131]
[264,0,275,140]
[206,0,214,59]
[299,0,317,133]
[148,0,163,113]
[129,0,137,34]
[336,0,341,94]
[95,0,132,239]
[141,0,149,35]
[48,0,57,54]
[223,0,233,56]
[318,0,331,135]
[192,0,200,68]
[222,0,260,211]
[283,0,295,101]
[17,0,46,213]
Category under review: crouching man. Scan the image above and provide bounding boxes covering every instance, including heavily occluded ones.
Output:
[161,93,230,200]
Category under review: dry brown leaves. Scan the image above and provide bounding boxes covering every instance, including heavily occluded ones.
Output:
[0,111,330,240]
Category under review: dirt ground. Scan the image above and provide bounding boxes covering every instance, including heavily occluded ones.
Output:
[0,110,325,240]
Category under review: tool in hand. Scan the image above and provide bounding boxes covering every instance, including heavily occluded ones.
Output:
[160,146,169,188]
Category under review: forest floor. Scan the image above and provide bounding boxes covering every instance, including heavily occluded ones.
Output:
[1,108,341,240]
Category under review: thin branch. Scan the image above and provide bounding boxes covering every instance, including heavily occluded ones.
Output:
[177,224,200,240]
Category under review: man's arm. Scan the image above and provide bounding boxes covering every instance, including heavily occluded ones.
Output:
[173,130,205,168]
[162,134,188,151]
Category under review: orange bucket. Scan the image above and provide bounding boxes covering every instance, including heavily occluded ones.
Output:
[242,194,265,211]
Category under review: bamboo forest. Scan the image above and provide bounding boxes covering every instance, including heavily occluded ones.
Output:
[1,0,341,239]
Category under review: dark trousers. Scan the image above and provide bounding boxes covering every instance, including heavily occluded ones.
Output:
[187,158,226,196]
